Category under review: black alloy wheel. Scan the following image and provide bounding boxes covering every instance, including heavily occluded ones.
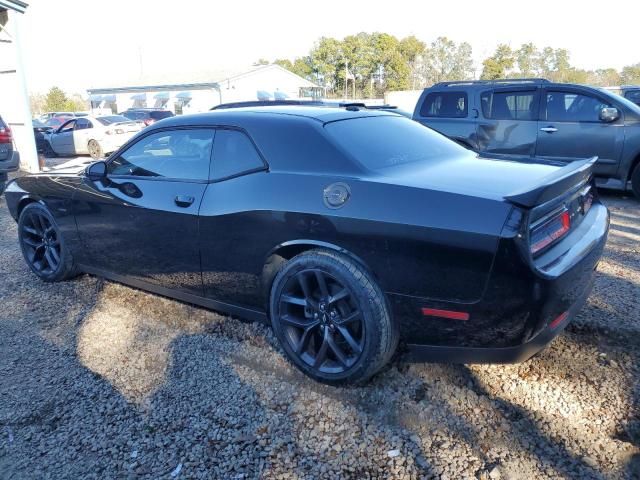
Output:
[270,249,398,385]
[279,268,365,374]
[18,203,76,282]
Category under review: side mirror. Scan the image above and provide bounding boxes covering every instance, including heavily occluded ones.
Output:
[86,160,107,180]
[599,107,620,123]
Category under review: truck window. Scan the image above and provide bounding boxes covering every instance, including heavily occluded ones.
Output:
[419,92,468,118]
[545,91,610,122]
[481,90,538,120]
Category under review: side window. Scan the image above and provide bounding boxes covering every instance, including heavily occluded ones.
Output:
[624,90,640,106]
[75,118,93,130]
[59,120,76,132]
[211,129,265,181]
[481,90,538,120]
[419,91,467,118]
[108,129,214,180]
[545,91,610,122]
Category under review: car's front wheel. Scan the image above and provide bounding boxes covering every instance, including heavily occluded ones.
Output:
[269,249,398,385]
[18,203,77,282]
[88,140,104,160]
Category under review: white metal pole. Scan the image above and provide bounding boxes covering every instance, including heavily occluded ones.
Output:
[11,11,39,172]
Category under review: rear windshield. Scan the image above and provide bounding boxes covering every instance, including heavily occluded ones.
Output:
[97,115,131,125]
[324,116,467,172]
[149,111,173,120]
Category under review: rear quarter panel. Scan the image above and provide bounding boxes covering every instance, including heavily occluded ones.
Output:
[413,89,479,149]
[198,170,511,310]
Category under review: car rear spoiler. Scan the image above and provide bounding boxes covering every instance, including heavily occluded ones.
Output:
[504,156,597,208]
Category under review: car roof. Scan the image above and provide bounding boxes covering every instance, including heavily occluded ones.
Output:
[151,105,397,128]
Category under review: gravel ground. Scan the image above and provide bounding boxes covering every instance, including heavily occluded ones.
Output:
[0,187,639,480]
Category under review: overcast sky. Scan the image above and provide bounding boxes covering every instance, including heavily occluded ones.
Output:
[19,0,640,94]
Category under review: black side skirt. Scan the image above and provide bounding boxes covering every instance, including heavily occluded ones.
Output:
[78,265,268,324]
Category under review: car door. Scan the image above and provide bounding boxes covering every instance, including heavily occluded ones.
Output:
[71,117,93,154]
[73,127,215,295]
[198,128,269,309]
[51,119,76,155]
[475,87,540,159]
[536,87,624,176]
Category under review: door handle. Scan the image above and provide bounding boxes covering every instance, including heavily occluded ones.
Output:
[540,126,558,133]
[174,195,195,208]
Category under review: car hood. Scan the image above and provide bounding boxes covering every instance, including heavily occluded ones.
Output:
[39,161,93,176]
[379,153,562,202]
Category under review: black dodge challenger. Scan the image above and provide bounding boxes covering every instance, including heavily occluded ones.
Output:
[4,106,609,384]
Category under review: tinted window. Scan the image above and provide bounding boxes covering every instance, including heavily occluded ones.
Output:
[75,118,93,130]
[108,129,214,180]
[97,115,132,125]
[325,116,467,172]
[211,129,265,180]
[625,90,640,105]
[59,120,76,132]
[420,91,467,118]
[481,90,537,120]
[150,111,173,120]
[545,91,610,122]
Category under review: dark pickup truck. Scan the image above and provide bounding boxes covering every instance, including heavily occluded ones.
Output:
[413,79,640,199]
[0,115,20,194]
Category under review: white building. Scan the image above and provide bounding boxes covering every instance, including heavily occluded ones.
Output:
[87,64,323,115]
[0,0,39,172]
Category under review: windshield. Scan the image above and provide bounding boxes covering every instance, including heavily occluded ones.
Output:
[324,115,468,173]
[97,115,131,126]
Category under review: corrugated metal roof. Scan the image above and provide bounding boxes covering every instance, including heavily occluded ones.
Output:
[0,0,28,13]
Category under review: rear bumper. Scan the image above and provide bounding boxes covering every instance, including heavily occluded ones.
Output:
[404,275,591,363]
[392,202,608,361]
[0,150,19,173]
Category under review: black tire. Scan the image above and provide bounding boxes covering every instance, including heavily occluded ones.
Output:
[18,203,77,282]
[0,181,5,196]
[269,249,398,385]
[88,139,103,160]
[631,163,640,200]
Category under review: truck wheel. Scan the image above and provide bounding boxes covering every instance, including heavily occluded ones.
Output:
[631,163,640,200]
[269,249,398,385]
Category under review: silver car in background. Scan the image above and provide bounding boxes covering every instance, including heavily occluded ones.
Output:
[44,115,143,159]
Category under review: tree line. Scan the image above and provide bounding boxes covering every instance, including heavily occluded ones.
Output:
[30,87,87,115]
[264,33,640,98]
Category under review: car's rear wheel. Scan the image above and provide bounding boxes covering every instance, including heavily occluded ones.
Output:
[631,163,640,200]
[269,249,398,385]
[18,203,77,282]
[88,140,103,160]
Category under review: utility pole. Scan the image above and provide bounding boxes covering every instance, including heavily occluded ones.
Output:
[344,61,348,100]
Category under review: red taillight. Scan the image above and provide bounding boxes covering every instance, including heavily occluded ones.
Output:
[144,118,154,126]
[0,125,12,144]
[530,210,571,255]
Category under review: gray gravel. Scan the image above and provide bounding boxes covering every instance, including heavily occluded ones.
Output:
[0,189,639,479]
